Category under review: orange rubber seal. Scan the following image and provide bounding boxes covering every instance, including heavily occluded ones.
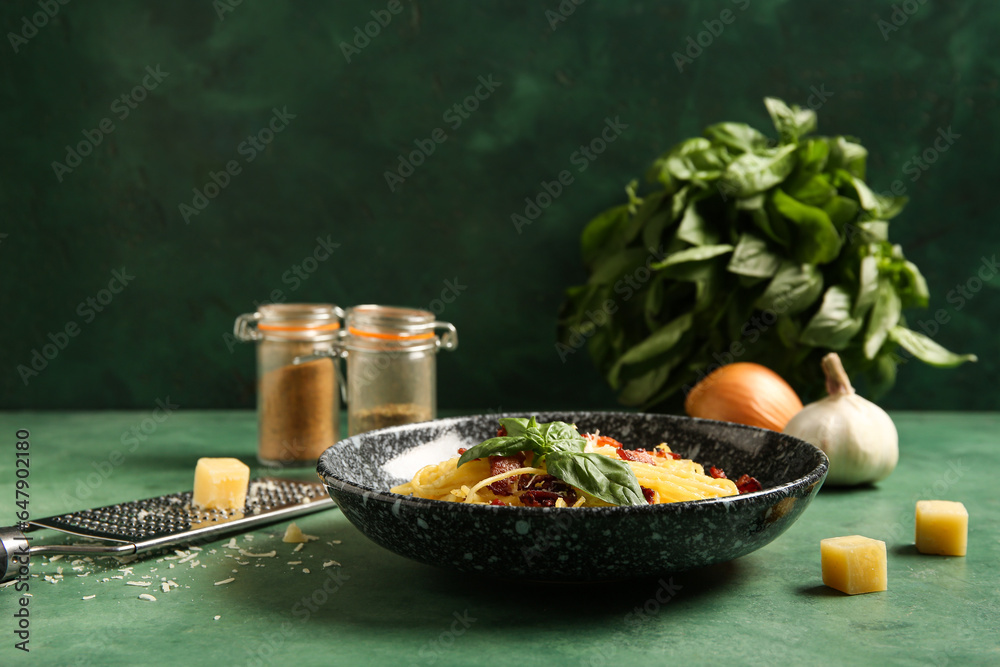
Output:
[347,326,434,341]
[258,322,341,332]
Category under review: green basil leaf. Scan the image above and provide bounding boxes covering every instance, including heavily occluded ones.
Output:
[755,261,824,315]
[703,122,769,154]
[588,248,649,285]
[457,436,532,468]
[764,97,817,143]
[498,417,535,438]
[581,205,629,267]
[727,232,782,278]
[874,193,907,220]
[665,138,721,181]
[863,278,901,359]
[537,421,587,454]
[790,174,837,207]
[799,285,864,350]
[651,244,734,271]
[545,451,646,507]
[618,364,672,407]
[608,313,693,387]
[836,169,879,211]
[797,138,830,176]
[828,137,868,180]
[676,202,720,246]
[721,144,798,197]
[888,326,977,367]
[822,196,860,230]
[622,191,667,245]
[854,255,880,318]
[898,260,930,308]
[748,206,791,248]
[772,188,842,265]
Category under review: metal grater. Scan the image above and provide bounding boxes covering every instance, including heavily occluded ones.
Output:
[0,477,336,583]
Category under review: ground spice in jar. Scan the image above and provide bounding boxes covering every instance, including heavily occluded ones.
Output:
[258,356,335,465]
[350,403,433,434]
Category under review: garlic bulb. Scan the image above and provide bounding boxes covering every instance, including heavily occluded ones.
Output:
[783,353,898,486]
[685,362,803,432]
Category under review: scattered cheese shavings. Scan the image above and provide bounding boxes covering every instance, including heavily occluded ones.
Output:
[126,581,151,587]
[214,578,235,586]
[238,549,276,558]
[222,538,239,549]
[293,544,304,553]
[118,567,134,576]
[302,568,310,574]
[44,576,60,584]
[138,593,157,602]
[0,581,16,589]
[283,522,319,543]
[214,615,221,621]
[48,555,64,562]
[161,583,170,593]
[82,595,96,600]
[287,561,302,566]
[168,564,175,569]
[322,560,341,568]
[244,535,255,541]
[189,546,202,551]
[329,540,342,545]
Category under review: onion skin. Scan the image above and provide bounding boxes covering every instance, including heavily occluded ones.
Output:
[685,363,803,432]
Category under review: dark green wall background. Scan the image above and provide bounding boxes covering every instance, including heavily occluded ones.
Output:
[1,0,997,412]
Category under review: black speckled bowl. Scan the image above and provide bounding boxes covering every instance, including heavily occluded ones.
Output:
[317,412,828,581]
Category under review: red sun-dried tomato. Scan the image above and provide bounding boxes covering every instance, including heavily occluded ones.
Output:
[736,474,762,494]
[591,435,624,449]
[709,466,727,479]
[497,426,508,437]
[617,448,658,465]
[489,499,506,506]
[457,447,467,455]
[641,486,656,504]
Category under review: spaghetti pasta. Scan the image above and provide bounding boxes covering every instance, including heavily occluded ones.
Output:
[390,419,753,507]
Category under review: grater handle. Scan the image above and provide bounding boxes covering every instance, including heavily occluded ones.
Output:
[0,526,30,585]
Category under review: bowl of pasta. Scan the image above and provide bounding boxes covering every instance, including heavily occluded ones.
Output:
[317,411,828,581]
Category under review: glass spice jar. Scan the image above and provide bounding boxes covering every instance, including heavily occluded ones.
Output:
[233,303,344,466]
[342,305,457,436]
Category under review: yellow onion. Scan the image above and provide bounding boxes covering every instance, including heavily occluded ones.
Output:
[685,362,803,431]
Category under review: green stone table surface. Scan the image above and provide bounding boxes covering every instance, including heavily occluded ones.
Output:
[0,411,996,666]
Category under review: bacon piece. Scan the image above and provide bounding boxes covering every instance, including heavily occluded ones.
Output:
[488,455,523,495]
[736,474,762,494]
[617,448,658,466]
[641,486,656,504]
[709,466,727,479]
[519,490,562,507]
[655,449,682,460]
[489,499,506,506]
[517,474,578,506]
[497,426,507,437]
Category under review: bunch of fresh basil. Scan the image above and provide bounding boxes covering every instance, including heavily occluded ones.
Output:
[458,417,645,506]
[558,98,975,407]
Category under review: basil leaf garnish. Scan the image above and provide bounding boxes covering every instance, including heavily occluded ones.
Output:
[545,451,646,507]
[456,417,644,507]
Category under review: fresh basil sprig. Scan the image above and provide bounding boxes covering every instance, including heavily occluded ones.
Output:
[457,417,645,507]
[559,97,975,406]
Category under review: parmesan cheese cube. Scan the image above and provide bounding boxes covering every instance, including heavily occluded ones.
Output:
[820,535,887,595]
[192,458,250,510]
[915,500,968,556]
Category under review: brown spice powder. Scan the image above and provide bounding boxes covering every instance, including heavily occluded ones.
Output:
[350,403,432,435]
[258,358,335,464]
